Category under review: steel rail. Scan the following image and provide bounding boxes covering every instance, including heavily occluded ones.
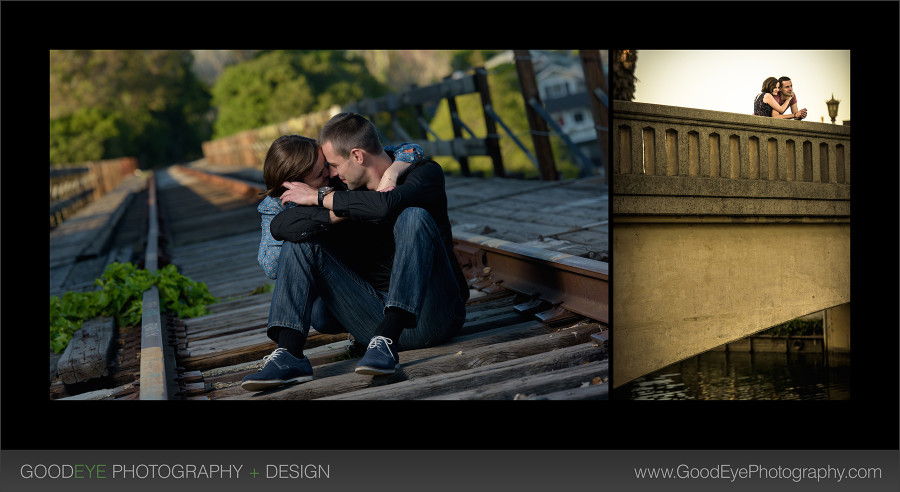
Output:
[452,231,608,324]
[135,165,264,400]
[138,171,171,399]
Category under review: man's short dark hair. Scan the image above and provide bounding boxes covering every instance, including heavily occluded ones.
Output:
[777,76,792,84]
[318,112,383,159]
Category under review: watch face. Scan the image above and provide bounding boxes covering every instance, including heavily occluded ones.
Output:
[318,186,333,206]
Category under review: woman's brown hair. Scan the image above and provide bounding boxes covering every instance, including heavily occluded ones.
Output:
[761,76,779,94]
[262,135,319,197]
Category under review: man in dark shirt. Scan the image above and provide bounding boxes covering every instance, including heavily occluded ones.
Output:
[241,112,468,391]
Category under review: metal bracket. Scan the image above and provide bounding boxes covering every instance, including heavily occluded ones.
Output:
[513,295,550,316]
[535,305,580,324]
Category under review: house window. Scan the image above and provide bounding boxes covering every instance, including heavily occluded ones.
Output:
[545,82,568,99]
[573,111,585,123]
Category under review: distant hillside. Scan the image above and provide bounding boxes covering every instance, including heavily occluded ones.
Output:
[192,50,456,93]
[191,50,259,86]
[349,50,455,92]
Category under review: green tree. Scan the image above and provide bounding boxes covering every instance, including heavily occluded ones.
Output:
[449,50,503,72]
[612,50,638,101]
[50,50,212,167]
[210,50,387,139]
[49,107,119,164]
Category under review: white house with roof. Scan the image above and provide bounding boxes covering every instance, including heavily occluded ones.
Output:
[487,50,607,172]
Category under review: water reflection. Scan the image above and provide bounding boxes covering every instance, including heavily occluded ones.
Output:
[618,351,850,400]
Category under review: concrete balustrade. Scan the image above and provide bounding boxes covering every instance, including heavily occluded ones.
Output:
[613,102,850,219]
[613,101,850,184]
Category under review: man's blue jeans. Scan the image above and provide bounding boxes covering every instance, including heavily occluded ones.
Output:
[267,207,466,350]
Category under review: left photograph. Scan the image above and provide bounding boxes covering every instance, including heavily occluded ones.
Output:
[49,50,610,401]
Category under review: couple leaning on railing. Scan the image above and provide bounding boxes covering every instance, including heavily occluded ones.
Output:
[752,76,807,120]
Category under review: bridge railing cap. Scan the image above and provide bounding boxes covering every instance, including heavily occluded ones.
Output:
[613,100,851,137]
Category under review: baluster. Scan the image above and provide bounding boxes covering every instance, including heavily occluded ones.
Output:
[835,143,847,184]
[767,137,779,181]
[748,135,760,180]
[802,140,814,182]
[728,134,741,179]
[642,126,656,175]
[688,130,700,177]
[709,133,722,178]
[664,128,678,176]
[699,130,711,177]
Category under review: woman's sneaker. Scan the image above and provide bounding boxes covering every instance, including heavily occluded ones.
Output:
[241,348,314,391]
[354,336,400,375]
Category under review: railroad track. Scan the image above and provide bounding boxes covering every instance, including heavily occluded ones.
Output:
[51,164,609,400]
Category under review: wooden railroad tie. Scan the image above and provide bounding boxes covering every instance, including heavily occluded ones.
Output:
[56,316,116,385]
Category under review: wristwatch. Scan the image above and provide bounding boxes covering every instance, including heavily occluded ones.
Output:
[317,186,334,207]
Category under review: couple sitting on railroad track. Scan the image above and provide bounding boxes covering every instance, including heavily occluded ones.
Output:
[241,112,469,392]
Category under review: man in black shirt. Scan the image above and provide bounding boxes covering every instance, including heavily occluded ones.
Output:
[241,112,468,391]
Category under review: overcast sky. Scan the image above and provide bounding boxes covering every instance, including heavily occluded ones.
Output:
[632,50,850,124]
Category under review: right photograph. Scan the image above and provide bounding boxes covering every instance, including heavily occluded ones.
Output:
[610,50,851,400]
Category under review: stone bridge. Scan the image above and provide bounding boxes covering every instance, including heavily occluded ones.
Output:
[612,101,850,387]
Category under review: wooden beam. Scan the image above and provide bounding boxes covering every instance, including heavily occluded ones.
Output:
[56,317,116,384]
[323,342,604,400]
[427,358,608,400]
[513,50,558,181]
[445,74,471,176]
[474,67,505,177]
[579,49,609,184]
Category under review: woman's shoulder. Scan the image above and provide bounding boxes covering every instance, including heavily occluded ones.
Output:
[257,195,290,214]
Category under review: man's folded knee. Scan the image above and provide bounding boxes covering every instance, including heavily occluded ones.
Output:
[395,207,435,229]
[282,238,323,258]
[404,206,433,218]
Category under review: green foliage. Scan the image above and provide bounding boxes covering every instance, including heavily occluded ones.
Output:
[48,262,217,354]
[211,50,387,139]
[49,107,121,163]
[50,50,212,167]
[763,319,823,337]
[449,50,503,72]
[249,283,274,296]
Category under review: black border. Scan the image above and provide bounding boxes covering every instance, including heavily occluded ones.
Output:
[4,0,898,455]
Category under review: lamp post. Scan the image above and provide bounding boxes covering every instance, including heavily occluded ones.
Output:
[825,93,840,124]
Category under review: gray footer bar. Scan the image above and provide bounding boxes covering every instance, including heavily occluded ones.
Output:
[3,449,898,491]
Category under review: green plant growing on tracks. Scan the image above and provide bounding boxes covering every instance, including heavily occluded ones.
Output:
[249,283,274,296]
[49,262,217,354]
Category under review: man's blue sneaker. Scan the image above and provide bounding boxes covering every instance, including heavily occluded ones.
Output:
[354,336,400,375]
[241,348,314,391]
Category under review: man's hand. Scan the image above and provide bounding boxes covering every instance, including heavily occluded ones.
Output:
[798,108,808,120]
[280,181,318,207]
